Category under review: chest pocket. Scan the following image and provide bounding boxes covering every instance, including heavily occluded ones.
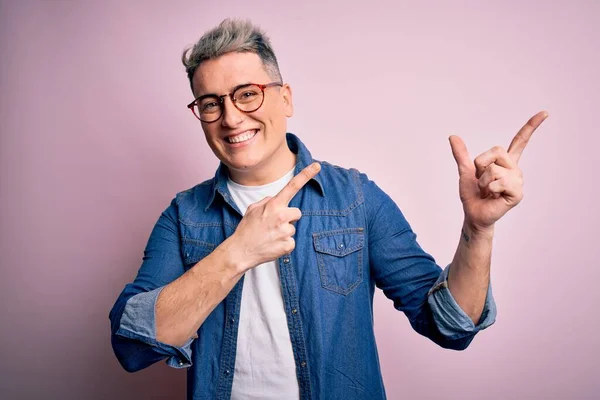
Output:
[313,228,364,295]
[182,240,217,269]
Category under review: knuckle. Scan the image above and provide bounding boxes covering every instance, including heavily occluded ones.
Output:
[285,238,295,253]
[474,161,487,174]
[290,207,301,220]
[288,180,300,192]
[490,163,501,177]
[251,196,270,209]
[275,210,287,224]
[264,200,277,213]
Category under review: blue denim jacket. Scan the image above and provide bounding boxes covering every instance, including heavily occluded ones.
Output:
[109,133,496,400]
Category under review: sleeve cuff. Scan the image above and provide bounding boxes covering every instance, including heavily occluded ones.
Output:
[118,287,194,368]
[427,265,497,339]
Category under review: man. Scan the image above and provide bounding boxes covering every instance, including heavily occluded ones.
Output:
[109,18,547,400]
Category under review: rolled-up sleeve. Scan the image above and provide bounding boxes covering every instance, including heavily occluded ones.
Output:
[428,265,496,338]
[116,287,193,369]
[109,198,195,372]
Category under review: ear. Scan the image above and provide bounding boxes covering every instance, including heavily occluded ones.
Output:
[281,83,294,118]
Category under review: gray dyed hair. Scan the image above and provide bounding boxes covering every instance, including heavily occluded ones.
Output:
[181,18,283,92]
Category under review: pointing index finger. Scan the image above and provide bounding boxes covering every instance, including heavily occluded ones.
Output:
[507,111,548,162]
[273,162,321,206]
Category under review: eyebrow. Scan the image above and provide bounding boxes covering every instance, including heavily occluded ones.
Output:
[195,82,254,100]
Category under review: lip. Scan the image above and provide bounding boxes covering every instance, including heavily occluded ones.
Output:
[224,129,259,148]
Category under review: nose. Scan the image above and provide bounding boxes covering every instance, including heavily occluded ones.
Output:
[220,96,244,128]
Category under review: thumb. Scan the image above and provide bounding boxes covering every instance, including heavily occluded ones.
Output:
[247,195,272,211]
[449,135,473,176]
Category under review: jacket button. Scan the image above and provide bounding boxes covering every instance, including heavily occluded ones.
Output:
[292,308,298,314]
[300,361,307,367]
[283,257,290,264]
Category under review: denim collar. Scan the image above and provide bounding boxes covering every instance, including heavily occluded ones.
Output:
[205,132,325,211]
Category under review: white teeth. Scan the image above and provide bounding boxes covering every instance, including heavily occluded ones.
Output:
[228,130,257,144]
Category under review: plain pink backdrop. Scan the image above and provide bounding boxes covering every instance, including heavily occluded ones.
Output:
[1,1,598,399]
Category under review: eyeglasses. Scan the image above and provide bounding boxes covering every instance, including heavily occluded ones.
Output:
[187,82,283,123]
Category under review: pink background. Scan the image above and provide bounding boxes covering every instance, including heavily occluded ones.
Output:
[1,1,598,399]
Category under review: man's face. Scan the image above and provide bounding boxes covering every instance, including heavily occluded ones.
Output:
[191,52,294,176]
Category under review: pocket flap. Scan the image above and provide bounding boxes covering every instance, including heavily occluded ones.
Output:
[313,228,364,257]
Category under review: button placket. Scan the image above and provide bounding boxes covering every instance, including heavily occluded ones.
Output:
[278,247,312,397]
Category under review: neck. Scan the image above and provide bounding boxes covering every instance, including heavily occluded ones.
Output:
[228,142,296,186]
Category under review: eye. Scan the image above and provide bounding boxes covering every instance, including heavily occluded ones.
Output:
[234,86,262,104]
[201,101,219,112]
[239,90,258,99]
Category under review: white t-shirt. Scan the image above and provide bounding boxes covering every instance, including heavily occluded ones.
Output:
[227,168,300,400]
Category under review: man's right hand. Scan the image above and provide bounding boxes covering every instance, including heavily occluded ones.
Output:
[228,162,321,271]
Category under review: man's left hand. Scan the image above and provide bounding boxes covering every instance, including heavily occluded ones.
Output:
[449,111,548,232]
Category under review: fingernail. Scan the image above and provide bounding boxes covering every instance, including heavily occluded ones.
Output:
[312,162,321,171]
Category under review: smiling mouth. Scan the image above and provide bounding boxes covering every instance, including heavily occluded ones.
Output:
[226,130,258,144]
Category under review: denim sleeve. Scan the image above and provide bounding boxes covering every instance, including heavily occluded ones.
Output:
[427,265,496,339]
[360,172,496,350]
[118,287,194,369]
[109,198,195,372]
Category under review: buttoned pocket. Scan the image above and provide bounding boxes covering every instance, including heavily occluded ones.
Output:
[182,240,216,269]
[313,228,364,295]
